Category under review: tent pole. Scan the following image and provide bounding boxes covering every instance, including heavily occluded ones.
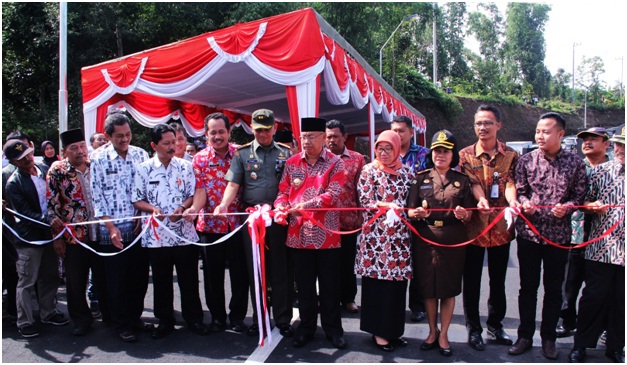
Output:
[58,2,68,143]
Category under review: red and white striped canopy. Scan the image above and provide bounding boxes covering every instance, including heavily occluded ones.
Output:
[81,8,426,147]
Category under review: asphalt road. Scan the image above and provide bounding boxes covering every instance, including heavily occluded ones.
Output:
[1,239,613,363]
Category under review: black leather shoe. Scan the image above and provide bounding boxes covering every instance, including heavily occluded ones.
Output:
[134,320,155,332]
[247,324,259,337]
[151,324,174,339]
[468,331,485,351]
[542,339,558,360]
[420,330,440,351]
[209,320,226,332]
[568,346,586,363]
[293,333,312,348]
[605,350,625,363]
[230,321,246,333]
[439,346,453,357]
[410,311,426,322]
[278,324,294,337]
[487,327,513,346]
[556,325,576,338]
[188,322,209,336]
[328,335,347,349]
[508,338,532,355]
[392,337,408,347]
[372,336,394,352]
[72,325,90,336]
[119,330,138,342]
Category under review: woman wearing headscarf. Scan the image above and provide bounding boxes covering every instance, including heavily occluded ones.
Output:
[41,140,60,167]
[355,130,414,352]
[407,130,474,357]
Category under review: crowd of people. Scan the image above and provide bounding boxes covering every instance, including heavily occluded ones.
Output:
[2,105,624,363]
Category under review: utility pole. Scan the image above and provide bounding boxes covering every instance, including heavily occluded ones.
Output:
[572,42,580,103]
[433,3,438,87]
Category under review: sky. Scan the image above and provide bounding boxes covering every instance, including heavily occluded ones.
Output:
[466,1,625,88]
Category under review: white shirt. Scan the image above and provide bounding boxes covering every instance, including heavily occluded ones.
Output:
[132,156,198,247]
[31,165,48,214]
[90,144,149,223]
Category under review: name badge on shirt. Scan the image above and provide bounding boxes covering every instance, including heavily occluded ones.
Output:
[149,180,160,185]
[420,185,433,190]
[106,169,118,175]
[490,172,499,198]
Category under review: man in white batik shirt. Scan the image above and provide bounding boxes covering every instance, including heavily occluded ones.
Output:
[132,124,208,339]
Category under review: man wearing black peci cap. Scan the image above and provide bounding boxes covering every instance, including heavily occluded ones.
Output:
[47,129,109,336]
[216,108,295,338]
[275,117,347,349]
[4,139,68,338]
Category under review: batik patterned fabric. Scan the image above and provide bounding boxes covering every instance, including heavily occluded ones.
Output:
[193,144,241,233]
[133,156,198,247]
[275,149,345,249]
[337,148,366,230]
[401,142,431,173]
[584,160,625,266]
[354,163,414,281]
[515,148,587,245]
[90,144,149,222]
[459,140,519,247]
[47,159,95,243]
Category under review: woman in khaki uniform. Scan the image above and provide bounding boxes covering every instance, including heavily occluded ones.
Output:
[407,130,474,357]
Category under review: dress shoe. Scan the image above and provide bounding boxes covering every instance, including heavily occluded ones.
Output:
[542,339,558,360]
[439,346,453,357]
[119,330,138,342]
[72,325,90,336]
[151,324,174,339]
[568,346,586,363]
[487,327,513,346]
[556,325,576,338]
[420,331,440,351]
[208,320,226,332]
[605,350,625,363]
[293,333,312,348]
[392,337,408,347]
[230,321,246,333]
[468,331,485,351]
[410,311,426,322]
[508,338,532,355]
[328,335,347,349]
[247,323,259,337]
[344,302,359,313]
[278,324,294,337]
[134,320,155,332]
[372,335,394,352]
[188,322,209,336]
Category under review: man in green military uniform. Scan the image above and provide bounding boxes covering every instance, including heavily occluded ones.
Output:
[215,109,294,338]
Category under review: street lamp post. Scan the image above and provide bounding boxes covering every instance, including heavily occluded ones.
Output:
[433,3,438,87]
[379,14,420,78]
[617,56,624,100]
[572,42,580,103]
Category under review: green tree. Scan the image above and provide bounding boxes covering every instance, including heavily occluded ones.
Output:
[503,3,551,98]
[577,55,606,105]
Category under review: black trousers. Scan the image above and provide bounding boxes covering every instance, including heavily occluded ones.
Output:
[559,248,585,329]
[290,248,343,338]
[150,245,204,325]
[200,230,249,324]
[516,238,568,342]
[463,242,510,334]
[99,241,149,333]
[408,275,425,313]
[243,221,293,326]
[64,241,108,327]
[339,232,358,305]
[574,260,624,352]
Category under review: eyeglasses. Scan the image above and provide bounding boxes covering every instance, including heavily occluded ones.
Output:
[474,121,498,127]
[300,133,323,142]
[376,147,393,155]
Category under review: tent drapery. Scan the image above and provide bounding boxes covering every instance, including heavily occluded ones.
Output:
[81,8,426,145]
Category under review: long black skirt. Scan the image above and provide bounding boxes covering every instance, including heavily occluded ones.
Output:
[360,276,408,340]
